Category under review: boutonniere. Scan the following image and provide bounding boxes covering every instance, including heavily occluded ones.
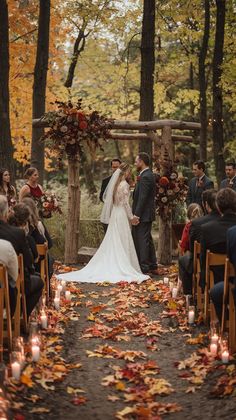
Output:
[136,176,141,182]
[197,179,204,188]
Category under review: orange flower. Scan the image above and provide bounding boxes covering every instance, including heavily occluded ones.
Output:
[159,176,169,187]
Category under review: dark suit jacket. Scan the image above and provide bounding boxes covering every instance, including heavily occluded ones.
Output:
[220,178,236,191]
[0,220,33,274]
[227,225,236,269]
[132,168,156,222]
[189,211,221,254]
[186,175,214,206]
[99,176,112,202]
[200,213,236,287]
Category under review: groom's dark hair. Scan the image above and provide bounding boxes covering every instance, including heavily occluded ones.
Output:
[111,158,121,166]
[138,152,150,166]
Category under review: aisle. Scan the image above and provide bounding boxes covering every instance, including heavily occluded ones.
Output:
[7,275,236,420]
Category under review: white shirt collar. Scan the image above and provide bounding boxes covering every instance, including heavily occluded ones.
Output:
[140,167,149,176]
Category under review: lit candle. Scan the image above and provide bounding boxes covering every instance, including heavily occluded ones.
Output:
[221,350,229,363]
[54,297,60,310]
[211,334,219,344]
[169,281,174,291]
[210,343,217,356]
[65,291,71,301]
[172,287,178,298]
[163,277,169,285]
[40,312,48,329]
[11,362,21,380]
[42,297,46,307]
[188,309,195,324]
[61,280,66,291]
[32,345,40,362]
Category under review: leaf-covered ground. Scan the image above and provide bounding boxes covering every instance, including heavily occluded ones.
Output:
[6,267,236,420]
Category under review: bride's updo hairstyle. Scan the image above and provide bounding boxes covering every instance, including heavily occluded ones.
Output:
[113,162,130,201]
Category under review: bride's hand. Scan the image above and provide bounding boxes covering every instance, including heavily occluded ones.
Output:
[131,215,140,225]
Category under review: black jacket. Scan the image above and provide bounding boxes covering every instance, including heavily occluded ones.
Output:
[0,220,33,273]
[200,213,236,287]
[189,211,221,254]
[220,178,236,191]
[99,176,112,202]
[186,175,214,206]
[132,168,156,222]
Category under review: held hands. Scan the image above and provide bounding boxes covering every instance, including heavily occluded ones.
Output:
[131,215,140,226]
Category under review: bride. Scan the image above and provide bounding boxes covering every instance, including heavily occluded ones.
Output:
[57,163,149,283]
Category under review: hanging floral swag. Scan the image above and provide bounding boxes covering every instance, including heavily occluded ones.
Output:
[41,100,112,165]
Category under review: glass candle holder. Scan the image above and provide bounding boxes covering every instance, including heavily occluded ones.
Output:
[10,352,21,381]
[188,306,195,325]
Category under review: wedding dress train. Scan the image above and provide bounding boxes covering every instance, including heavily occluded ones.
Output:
[57,180,149,283]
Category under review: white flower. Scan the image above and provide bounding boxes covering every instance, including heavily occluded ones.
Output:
[60,125,68,133]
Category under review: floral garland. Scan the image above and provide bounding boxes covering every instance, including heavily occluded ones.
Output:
[41,100,112,165]
[155,170,189,221]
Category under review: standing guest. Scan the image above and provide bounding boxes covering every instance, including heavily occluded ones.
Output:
[0,196,44,318]
[99,158,121,202]
[19,167,44,202]
[220,162,236,191]
[0,239,18,317]
[200,188,236,290]
[0,168,16,207]
[132,152,157,275]
[186,160,214,206]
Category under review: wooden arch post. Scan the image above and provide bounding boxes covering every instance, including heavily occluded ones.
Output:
[64,158,81,264]
[157,125,173,265]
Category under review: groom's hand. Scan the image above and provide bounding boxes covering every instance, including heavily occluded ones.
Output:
[131,215,140,225]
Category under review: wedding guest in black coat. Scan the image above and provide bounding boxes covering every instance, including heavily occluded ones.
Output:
[132,152,157,274]
[200,188,236,290]
[0,196,44,318]
[186,160,214,206]
[210,225,236,321]
[220,162,236,191]
[99,158,121,202]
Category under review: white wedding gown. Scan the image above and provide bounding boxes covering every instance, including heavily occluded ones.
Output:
[57,180,149,283]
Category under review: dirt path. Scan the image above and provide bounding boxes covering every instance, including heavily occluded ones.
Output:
[7,279,236,420]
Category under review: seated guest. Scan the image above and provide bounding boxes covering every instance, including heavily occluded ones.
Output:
[0,195,43,318]
[220,162,236,191]
[179,203,203,255]
[189,189,220,249]
[210,225,236,321]
[200,188,236,289]
[186,160,214,206]
[179,190,219,295]
[22,197,53,279]
[0,239,18,317]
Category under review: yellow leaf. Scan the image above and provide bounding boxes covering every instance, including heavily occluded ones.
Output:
[67,386,85,394]
[30,408,50,414]
[115,381,126,391]
[21,373,34,388]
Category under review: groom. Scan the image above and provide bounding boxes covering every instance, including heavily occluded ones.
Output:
[132,152,158,275]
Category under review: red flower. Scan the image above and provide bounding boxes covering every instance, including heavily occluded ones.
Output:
[79,120,88,130]
[77,111,85,121]
[136,176,141,182]
[159,176,169,187]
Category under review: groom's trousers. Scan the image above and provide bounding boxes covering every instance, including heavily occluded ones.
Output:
[132,222,157,273]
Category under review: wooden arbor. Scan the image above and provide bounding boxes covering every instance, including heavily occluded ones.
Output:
[33,117,200,265]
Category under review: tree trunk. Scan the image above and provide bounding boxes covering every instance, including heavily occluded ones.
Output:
[139,0,155,155]
[0,0,14,175]
[64,28,86,89]
[199,0,210,161]
[157,126,173,265]
[81,153,97,199]
[64,159,81,264]
[31,0,50,183]
[212,0,226,186]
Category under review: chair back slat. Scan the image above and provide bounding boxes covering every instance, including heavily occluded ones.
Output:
[221,259,236,353]
[36,243,49,304]
[0,264,12,359]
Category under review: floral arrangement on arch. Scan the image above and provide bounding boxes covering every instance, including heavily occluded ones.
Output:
[155,167,189,221]
[41,100,112,165]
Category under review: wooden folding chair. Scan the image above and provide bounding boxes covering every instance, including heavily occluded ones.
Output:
[204,251,226,324]
[221,258,236,353]
[0,264,12,360]
[192,241,203,309]
[13,254,28,336]
[36,243,50,304]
